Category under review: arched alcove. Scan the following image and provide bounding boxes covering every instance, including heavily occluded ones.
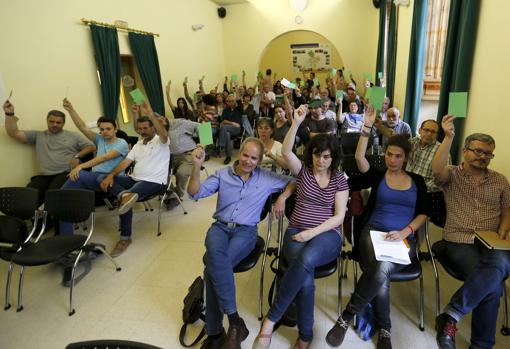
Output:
[258,30,344,84]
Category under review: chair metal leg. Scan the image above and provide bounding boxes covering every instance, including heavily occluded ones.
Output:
[173,190,188,215]
[4,263,13,310]
[502,283,510,336]
[419,275,425,331]
[157,198,163,236]
[93,246,122,271]
[16,266,25,312]
[69,250,84,316]
[425,222,441,316]
[338,257,343,317]
[259,214,273,321]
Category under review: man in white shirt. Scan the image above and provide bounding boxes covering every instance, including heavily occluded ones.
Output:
[99,103,170,257]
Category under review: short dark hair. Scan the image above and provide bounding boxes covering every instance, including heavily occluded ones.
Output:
[266,68,272,76]
[303,134,341,172]
[137,116,153,127]
[420,119,439,129]
[256,117,274,130]
[385,134,412,158]
[97,116,116,128]
[47,110,65,121]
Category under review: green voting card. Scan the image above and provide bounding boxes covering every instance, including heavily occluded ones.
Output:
[198,122,214,146]
[366,87,372,101]
[448,92,468,118]
[336,90,344,99]
[331,68,337,77]
[377,72,383,79]
[130,88,146,105]
[313,78,319,87]
[231,74,238,82]
[299,80,305,87]
[343,69,350,79]
[368,86,385,110]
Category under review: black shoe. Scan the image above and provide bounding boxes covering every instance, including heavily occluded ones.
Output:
[222,318,249,349]
[200,330,226,349]
[325,316,350,347]
[377,329,392,349]
[223,156,231,165]
[435,313,457,349]
[164,197,180,211]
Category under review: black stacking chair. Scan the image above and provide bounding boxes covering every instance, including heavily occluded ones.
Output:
[9,189,121,315]
[339,132,373,155]
[0,187,40,311]
[66,339,162,349]
[137,154,187,237]
[429,191,509,335]
[203,194,274,320]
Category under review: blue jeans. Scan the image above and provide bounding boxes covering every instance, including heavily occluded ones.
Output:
[59,171,110,235]
[96,174,163,239]
[204,222,258,335]
[445,249,510,349]
[344,225,416,330]
[268,228,342,342]
[218,125,241,157]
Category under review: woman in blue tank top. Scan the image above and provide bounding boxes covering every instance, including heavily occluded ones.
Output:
[326,105,430,349]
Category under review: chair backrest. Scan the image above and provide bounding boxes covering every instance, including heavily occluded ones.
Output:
[259,193,274,221]
[428,191,446,228]
[341,154,387,179]
[0,216,28,246]
[44,189,95,223]
[66,339,162,349]
[0,187,39,220]
[340,132,373,155]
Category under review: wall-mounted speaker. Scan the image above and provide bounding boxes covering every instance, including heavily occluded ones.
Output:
[217,7,227,18]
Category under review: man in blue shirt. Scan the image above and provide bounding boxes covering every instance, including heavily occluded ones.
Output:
[188,137,293,349]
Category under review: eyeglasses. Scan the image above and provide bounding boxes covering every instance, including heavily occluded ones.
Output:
[420,127,438,134]
[466,148,495,159]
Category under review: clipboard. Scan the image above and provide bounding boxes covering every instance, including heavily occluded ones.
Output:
[475,231,510,250]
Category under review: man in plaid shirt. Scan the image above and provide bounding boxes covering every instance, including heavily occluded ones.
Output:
[432,115,510,349]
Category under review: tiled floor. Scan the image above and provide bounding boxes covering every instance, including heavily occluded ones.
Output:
[0,156,509,348]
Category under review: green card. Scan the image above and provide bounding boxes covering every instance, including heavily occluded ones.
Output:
[257,71,263,78]
[377,71,383,79]
[448,92,468,118]
[368,86,386,110]
[331,68,337,77]
[299,80,305,87]
[313,78,319,87]
[129,88,146,105]
[343,69,350,79]
[288,82,297,89]
[364,72,373,81]
[336,90,344,99]
[366,87,372,101]
[231,74,238,82]
[198,122,214,146]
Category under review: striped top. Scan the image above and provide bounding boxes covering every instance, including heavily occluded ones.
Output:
[288,166,349,233]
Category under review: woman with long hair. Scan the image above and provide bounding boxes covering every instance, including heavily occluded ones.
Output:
[166,81,194,120]
[256,118,286,171]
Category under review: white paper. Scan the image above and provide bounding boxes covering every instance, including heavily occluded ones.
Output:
[281,78,292,88]
[370,230,411,265]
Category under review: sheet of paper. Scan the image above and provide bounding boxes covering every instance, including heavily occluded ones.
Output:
[448,92,468,118]
[281,78,292,88]
[198,122,213,146]
[129,88,146,105]
[370,230,411,265]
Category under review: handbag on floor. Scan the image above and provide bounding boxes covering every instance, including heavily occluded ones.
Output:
[179,276,206,347]
[355,302,377,341]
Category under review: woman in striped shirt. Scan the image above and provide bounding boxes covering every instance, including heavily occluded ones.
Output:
[253,105,349,349]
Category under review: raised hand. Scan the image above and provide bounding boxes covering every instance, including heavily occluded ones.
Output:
[62,98,74,112]
[141,101,153,116]
[293,104,308,125]
[131,104,140,115]
[364,104,376,126]
[3,100,14,114]
[441,115,456,138]
[191,145,206,166]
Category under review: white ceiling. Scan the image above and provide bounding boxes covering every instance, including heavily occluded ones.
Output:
[209,0,247,6]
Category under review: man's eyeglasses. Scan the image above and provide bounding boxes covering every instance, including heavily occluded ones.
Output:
[466,148,495,159]
[420,127,437,134]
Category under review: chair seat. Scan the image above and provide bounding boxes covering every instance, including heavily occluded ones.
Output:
[202,236,265,273]
[431,240,464,281]
[12,235,87,266]
[314,259,338,279]
[390,257,422,281]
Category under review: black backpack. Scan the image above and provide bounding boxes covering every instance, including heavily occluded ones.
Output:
[179,276,206,347]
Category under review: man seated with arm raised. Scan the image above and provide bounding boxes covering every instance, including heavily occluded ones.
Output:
[98,102,169,257]
[58,98,129,234]
[3,100,95,206]
[432,115,510,349]
[187,137,293,349]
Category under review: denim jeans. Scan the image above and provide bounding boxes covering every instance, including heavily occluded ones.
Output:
[268,228,342,342]
[218,124,241,157]
[96,174,163,239]
[204,222,258,335]
[59,171,107,235]
[344,225,416,330]
[445,249,510,349]
[241,115,254,137]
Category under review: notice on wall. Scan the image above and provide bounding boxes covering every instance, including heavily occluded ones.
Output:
[291,43,332,72]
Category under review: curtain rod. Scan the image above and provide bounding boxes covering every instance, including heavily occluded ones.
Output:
[81,18,160,37]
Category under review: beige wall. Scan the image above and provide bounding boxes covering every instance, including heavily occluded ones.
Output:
[394,3,413,116]
[259,30,344,86]
[222,0,379,87]
[0,0,226,186]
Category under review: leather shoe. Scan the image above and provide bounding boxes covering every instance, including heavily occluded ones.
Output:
[200,330,226,349]
[377,329,392,349]
[222,318,249,349]
[223,156,232,165]
[435,313,457,349]
[325,316,350,347]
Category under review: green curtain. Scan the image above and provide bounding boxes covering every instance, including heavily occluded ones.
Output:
[90,25,121,121]
[386,2,398,107]
[436,0,481,163]
[375,1,387,87]
[128,32,165,116]
[403,0,428,132]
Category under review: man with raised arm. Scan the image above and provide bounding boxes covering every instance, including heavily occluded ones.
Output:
[432,115,510,349]
[187,138,292,349]
[98,102,169,257]
[3,100,95,206]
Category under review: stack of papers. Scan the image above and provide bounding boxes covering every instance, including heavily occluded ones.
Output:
[370,230,411,265]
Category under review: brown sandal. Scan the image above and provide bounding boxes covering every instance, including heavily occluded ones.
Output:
[293,337,311,349]
[252,332,272,349]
